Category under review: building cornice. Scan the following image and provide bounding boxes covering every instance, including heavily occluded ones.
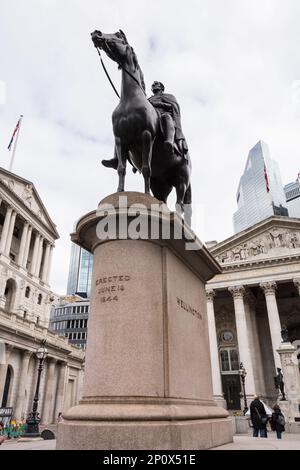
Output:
[0,171,59,240]
[0,309,84,364]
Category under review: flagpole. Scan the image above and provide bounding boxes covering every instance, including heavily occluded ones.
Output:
[9,114,23,172]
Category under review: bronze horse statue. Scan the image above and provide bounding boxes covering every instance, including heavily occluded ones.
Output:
[91,30,192,224]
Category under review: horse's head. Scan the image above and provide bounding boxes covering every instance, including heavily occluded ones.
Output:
[91,30,129,66]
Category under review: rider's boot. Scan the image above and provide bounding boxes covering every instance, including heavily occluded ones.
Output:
[161,114,175,156]
[102,157,118,169]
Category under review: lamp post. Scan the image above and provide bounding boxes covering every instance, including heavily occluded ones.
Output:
[23,342,48,437]
[239,362,248,415]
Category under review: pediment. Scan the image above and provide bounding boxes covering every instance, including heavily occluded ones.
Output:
[0,168,58,238]
[211,217,300,265]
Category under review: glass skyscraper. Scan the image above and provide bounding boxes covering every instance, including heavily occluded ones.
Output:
[233,141,288,233]
[67,243,93,298]
[284,177,300,218]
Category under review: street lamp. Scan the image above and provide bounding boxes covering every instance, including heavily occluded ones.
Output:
[239,362,248,415]
[23,342,48,438]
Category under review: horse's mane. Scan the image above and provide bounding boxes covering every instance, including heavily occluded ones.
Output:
[130,47,146,93]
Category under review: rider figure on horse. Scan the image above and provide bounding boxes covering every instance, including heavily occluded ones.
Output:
[102,81,189,169]
[149,81,189,160]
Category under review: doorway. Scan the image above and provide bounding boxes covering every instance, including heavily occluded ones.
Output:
[222,374,241,410]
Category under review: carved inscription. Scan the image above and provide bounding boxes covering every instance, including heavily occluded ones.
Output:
[176,297,202,320]
[95,275,131,303]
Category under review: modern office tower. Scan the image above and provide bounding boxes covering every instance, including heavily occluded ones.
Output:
[49,295,89,349]
[284,176,300,218]
[66,243,93,298]
[233,141,288,233]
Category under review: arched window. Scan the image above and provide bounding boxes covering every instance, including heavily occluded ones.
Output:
[37,294,42,305]
[1,365,13,407]
[4,279,17,312]
[25,286,30,298]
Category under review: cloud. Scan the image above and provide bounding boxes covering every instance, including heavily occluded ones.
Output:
[1,0,300,292]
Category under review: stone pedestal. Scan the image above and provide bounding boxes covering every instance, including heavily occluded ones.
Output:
[57,192,233,450]
[277,342,300,432]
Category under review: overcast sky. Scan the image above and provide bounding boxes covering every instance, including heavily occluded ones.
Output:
[0,0,300,294]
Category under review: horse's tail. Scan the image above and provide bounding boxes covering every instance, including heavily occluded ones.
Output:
[184,183,192,205]
[184,183,192,226]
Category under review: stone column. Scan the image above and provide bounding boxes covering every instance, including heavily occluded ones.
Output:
[228,286,255,397]
[206,289,225,407]
[14,350,31,419]
[42,358,57,424]
[17,222,29,266]
[22,225,32,269]
[246,297,266,396]
[34,236,44,277]
[293,278,300,296]
[41,242,51,283]
[4,210,17,256]
[30,233,40,275]
[277,342,300,430]
[45,244,53,285]
[54,361,68,419]
[260,281,282,370]
[0,207,13,254]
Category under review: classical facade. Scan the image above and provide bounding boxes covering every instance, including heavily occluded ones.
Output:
[0,167,84,424]
[206,215,300,420]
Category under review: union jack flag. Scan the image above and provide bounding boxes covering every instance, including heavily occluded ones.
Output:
[7,115,23,151]
[264,163,270,193]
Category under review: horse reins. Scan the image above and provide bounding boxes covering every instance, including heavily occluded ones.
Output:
[96,46,146,99]
[96,47,120,99]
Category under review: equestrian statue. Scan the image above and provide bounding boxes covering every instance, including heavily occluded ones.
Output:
[91,29,192,224]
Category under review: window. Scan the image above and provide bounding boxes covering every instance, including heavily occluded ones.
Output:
[230,350,239,371]
[36,316,40,325]
[23,310,27,319]
[25,286,30,298]
[220,348,239,372]
[37,294,42,305]
[220,350,230,371]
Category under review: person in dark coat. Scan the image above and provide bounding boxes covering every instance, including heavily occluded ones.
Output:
[270,404,285,439]
[250,395,268,437]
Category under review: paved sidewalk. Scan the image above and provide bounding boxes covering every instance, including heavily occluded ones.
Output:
[212,432,300,450]
[0,438,56,450]
[0,432,300,450]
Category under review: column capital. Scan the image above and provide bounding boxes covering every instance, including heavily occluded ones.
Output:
[47,356,57,365]
[293,278,300,295]
[20,349,32,358]
[228,285,245,299]
[260,281,277,295]
[205,288,216,302]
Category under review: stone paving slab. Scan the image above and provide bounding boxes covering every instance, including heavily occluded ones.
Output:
[211,432,300,450]
[0,432,300,451]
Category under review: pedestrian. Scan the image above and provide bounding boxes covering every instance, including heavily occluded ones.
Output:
[57,412,63,423]
[271,404,285,439]
[250,394,268,438]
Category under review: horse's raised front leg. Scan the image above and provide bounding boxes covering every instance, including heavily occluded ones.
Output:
[115,137,127,192]
[141,130,153,194]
